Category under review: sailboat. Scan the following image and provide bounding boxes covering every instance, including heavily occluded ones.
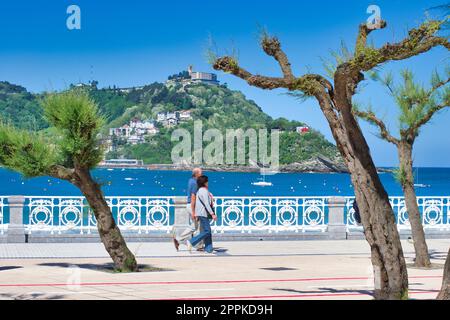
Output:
[414,168,431,188]
[250,163,274,187]
[251,173,273,187]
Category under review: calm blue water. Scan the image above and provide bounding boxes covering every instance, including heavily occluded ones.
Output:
[0,168,449,197]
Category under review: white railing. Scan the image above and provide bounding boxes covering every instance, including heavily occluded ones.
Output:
[23,196,330,234]
[25,196,173,234]
[0,197,6,234]
[345,196,450,231]
[0,195,448,235]
[212,197,328,233]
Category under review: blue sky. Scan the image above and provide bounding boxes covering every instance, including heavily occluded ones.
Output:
[0,0,448,167]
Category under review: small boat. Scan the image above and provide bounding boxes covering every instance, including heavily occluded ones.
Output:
[249,159,275,187]
[252,181,273,187]
[414,168,431,188]
[414,183,430,188]
[251,173,273,187]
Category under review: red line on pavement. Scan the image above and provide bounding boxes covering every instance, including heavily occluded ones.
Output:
[0,275,441,288]
[154,291,440,300]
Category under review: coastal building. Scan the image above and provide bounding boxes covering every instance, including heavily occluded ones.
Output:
[99,159,144,167]
[296,126,310,134]
[156,111,192,127]
[109,118,159,147]
[109,125,132,138]
[179,110,193,122]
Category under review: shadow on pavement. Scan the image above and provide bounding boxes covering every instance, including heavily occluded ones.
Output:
[0,292,65,300]
[37,262,173,273]
[429,250,448,261]
[271,287,373,296]
[0,266,23,272]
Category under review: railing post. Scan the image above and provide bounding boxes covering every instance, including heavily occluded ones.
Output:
[7,196,26,243]
[171,196,190,240]
[327,197,347,240]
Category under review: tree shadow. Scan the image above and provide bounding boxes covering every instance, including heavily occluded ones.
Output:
[0,266,23,272]
[271,287,373,296]
[429,250,447,261]
[37,262,173,273]
[271,286,438,298]
[0,292,65,300]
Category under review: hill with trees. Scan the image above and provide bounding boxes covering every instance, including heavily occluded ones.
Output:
[0,80,342,168]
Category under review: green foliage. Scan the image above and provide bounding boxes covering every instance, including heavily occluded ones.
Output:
[384,69,449,132]
[393,166,408,185]
[0,81,341,166]
[42,90,105,169]
[0,82,47,130]
[279,131,339,164]
[321,40,354,78]
[0,123,57,177]
[89,89,133,121]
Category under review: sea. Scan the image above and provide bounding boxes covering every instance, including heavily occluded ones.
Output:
[0,167,449,197]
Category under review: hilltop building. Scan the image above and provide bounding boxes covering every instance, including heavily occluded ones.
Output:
[167,66,220,86]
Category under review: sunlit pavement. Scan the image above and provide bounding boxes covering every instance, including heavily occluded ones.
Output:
[0,240,447,300]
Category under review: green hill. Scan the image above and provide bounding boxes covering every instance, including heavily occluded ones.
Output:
[0,80,342,166]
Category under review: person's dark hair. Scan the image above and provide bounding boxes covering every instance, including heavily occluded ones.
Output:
[197,175,208,188]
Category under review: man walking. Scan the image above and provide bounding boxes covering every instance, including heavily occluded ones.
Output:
[172,168,203,251]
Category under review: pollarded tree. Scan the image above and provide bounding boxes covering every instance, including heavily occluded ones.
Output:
[354,69,449,268]
[212,19,449,299]
[0,90,138,272]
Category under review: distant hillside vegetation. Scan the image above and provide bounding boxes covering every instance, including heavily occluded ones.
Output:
[0,80,342,166]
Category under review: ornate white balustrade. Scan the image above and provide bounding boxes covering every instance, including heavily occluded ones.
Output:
[23,196,329,234]
[25,197,173,234]
[0,195,449,236]
[212,197,328,233]
[345,196,450,231]
[0,197,6,234]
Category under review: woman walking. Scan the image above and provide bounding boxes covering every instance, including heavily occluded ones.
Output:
[187,175,217,254]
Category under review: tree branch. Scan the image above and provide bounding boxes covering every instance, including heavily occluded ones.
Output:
[352,19,449,72]
[409,103,449,134]
[213,56,334,97]
[430,76,450,97]
[48,165,76,181]
[354,109,400,145]
[261,36,295,80]
[355,21,387,56]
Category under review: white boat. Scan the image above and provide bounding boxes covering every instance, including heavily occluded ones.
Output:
[414,183,430,188]
[252,181,273,187]
[414,168,431,188]
[249,159,276,187]
[251,172,273,187]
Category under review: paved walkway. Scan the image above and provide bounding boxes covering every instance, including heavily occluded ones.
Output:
[0,240,448,300]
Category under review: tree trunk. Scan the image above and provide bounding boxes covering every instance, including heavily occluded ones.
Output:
[398,142,431,268]
[74,168,138,272]
[327,66,409,300]
[437,249,450,300]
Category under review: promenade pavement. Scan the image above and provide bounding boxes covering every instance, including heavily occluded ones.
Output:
[0,239,448,300]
